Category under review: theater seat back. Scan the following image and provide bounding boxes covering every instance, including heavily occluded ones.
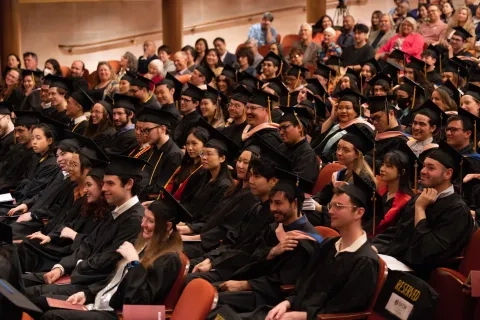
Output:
[459,229,480,276]
[314,226,339,239]
[164,252,189,309]
[170,279,218,320]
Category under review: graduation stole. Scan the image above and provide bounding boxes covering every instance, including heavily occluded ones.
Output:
[130,145,152,159]
[241,122,280,141]
[160,164,203,201]
[375,186,411,236]
[375,131,405,141]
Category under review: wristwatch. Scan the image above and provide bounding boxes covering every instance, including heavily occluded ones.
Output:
[126,260,140,269]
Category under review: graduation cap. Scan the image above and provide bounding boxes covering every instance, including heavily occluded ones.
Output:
[253,134,291,171]
[137,106,179,128]
[197,118,240,162]
[13,111,39,127]
[274,167,314,198]
[126,70,154,89]
[181,82,205,101]
[338,88,368,107]
[368,95,395,125]
[286,64,309,84]
[315,63,337,81]
[70,88,95,112]
[351,171,383,234]
[325,56,344,69]
[338,177,374,218]
[394,142,423,192]
[158,72,183,102]
[151,187,192,224]
[230,85,252,105]
[195,65,215,84]
[248,88,278,123]
[341,124,375,154]
[262,51,283,67]
[87,161,108,180]
[266,77,289,98]
[311,98,328,120]
[305,78,328,100]
[0,278,42,317]
[445,59,469,85]
[0,222,12,244]
[363,58,381,74]
[44,75,71,92]
[202,85,227,105]
[63,129,108,163]
[427,44,449,73]
[120,73,133,83]
[0,101,13,115]
[279,106,313,130]
[453,26,473,41]
[414,99,448,128]
[39,112,69,141]
[112,93,137,112]
[382,62,402,85]
[402,76,425,109]
[388,49,407,66]
[406,56,429,77]
[221,64,237,81]
[367,72,393,87]
[104,154,151,177]
[458,107,480,148]
[238,71,264,90]
[439,79,460,105]
[463,83,480,102]
[343,68,360,85]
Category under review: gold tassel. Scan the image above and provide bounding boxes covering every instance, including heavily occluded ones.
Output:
[267,96,272,123]
[474,119,477,150]
[414,160,418,193]
[287,93,291,107]
[411,87,416,110]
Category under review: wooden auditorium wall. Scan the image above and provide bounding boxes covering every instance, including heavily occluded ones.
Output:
[19,0,408,71]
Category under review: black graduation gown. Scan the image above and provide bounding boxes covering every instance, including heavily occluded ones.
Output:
[23,202,144,298]
[104,127,137,156]
[0,130,14,160]
[91,126,116,151]
[49,109,70,125]
[372,192,474,278]
[181,170,232,234]
[427,70,442,86]
[71,77,89,92]
[271,108,283,124]
[243,128,282,150]
[19,89,41,111]
[0,144,35,192]
[136,94,161,116]
[241,238,379,320]
[183,188,257,259]
[312,122,374,163]
[22,172,68,215]
[11,177,76,239]
[160,102,181,123]
[139,139,183,201]
[70,120,88,135]
[366,128,409,174]
[278,138,319,182]
[9,153,59,206]
[215,217,319,313]
[172,110,201,148]
[17,196,96,272]
[222,121,248,147]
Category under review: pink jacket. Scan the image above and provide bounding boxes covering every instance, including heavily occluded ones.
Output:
[377,32,425,59]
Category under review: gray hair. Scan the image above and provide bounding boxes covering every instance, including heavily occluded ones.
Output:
[300,23,313,32]
[122,51,138,72]
[149,59,164,77]
[245,38,258,48]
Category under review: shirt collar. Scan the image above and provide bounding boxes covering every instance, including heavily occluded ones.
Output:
[74,115,87,124]
[435,185,455,201]
[112,196,139,220]
[220,52,227,61]
[284,215,307,231]
[41,102,52,109]
[335,232,367,257]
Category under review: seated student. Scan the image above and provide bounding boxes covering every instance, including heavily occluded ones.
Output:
[372,142,475,278]
[164,127,209,200]
[210,168,321,315]
[176,121,236,235]
[200,86,226,129]
[18,146,109,272]
[241,89,282,149]
[186,157,276,278]
[83,95,116,150]
[222,85,251,147]
[447,109,480,157]
[104,94,138,156]
[128,117,152,161]
[40,191,186,320]
[0,123,59,217]
[311,89,374,163]
[125,71,161,115]
[277,107,319,183]
[66,89,94,134]
[136,108,183,201]
[366,95,409,173]
[407,100,447,157]
[239,184,380,320]
[172,83,203,148]
[22,156,146,299]
[182,145,259,259]
[0,111,37,192]
[7,137,82,237]
[154,72,182,122]
[42,75,71,125]
[375,147,417,236]
[311,124,376,227]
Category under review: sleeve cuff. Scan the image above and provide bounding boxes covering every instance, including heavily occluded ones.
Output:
[52,264,64,275]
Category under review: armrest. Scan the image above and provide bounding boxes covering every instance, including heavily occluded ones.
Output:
[317,311,371,320]
[280,285,295,293]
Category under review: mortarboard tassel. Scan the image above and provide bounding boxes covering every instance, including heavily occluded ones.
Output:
[293,70,301,91]
[474,119,477,149]
[460,158,464,195]
[287,92,291,107]
[372,191,377,236]
[411,86,416,110]
[267,96,272,123]
[414,160,418,193]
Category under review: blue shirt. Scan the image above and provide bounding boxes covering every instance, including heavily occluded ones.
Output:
[247,23,278,46]
[284,215,324,243]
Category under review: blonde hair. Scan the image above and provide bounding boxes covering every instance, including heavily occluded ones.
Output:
[344,151,376,187]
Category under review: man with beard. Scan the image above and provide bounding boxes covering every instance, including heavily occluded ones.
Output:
[104,94,138,155]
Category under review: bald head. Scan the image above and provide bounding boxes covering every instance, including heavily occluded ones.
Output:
[343,15,355,30]
[70,60,84,77]
[173,51,187,71]
[143,40,156,57]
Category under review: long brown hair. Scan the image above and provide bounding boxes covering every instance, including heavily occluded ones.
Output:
[134,211,183,269]
[79,175,110,220]
[84,103,114,138]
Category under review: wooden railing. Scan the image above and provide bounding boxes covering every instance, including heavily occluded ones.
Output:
[57,0,366,54]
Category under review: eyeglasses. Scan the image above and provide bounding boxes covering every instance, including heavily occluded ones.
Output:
[128,88,140,94]
[228,102,244,109]
[445,127,464,134]
[279,124,293,131]
[141,125,161,135]
[327,202,357,210]
[199,150,217,158]
[181,97,193,103]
